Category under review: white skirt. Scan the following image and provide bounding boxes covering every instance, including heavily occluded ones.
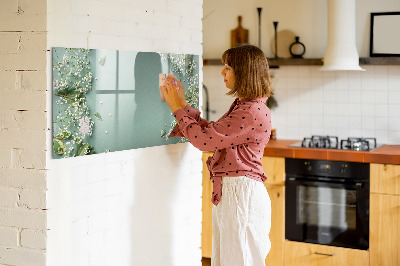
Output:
[212,176,271,266]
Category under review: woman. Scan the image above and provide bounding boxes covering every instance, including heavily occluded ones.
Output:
[161,44,273,266]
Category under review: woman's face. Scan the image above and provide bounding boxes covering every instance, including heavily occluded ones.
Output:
[220,64,235,89]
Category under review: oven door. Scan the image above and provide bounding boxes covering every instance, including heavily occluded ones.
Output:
[285,177,369,250]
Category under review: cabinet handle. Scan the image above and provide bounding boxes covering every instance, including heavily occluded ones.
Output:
[314,252,335,257]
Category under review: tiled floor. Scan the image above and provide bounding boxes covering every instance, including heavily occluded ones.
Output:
[202,257,211,266]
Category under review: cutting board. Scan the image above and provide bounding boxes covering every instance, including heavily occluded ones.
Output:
[231,16,249,48]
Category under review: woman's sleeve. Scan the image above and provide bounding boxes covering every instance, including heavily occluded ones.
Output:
[168,104,211,138]
[171,107,257,152]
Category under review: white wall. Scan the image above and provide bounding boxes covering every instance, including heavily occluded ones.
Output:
[203,0,400,58]
[203,0,400,145]
[204,65,400,144]
[46,0,203,265]
[0,0,48,265]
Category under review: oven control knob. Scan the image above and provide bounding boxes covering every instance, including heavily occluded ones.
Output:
[340,164,347,174]
[304,161,312,171]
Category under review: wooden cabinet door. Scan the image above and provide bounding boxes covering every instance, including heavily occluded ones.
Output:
[262,156,285,186]
[202,152,213,258]
[284,241,369,266]
[370,193,400,266]
[264,184,285,266]
[370,163,400,195]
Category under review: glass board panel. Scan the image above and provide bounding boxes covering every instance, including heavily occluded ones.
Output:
[52,47,199,159]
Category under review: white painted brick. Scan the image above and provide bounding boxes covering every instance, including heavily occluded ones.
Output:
[0,110,47,131]
[20,229,46,250]
[0,33,47,71]
[0,149,11,169]
[19,189,46,209]
[0,208,46,230]
[20,150,46,170]
[190,3,203,19]
[0,71,15,90]
[130,0,167,14]
[0,90,46,111]
[87,212,109,233]
[19,0,47,14]
[152,10,181,27]
[0,0,18,13]
[0,10,46,32]
[166,0,192,14]
[0,227,19,247]
[120,36,154,52]
[191,31,203,44]
[0,129,46,150]
[0,247,45,266]
[71,218,88,237]
[0,33,20,54]
[0,187,19,208]
[136,24,170,41]
[180,15,202,30]
[87,1,126,22]
[16,70,47,91]
[105,178,123,196]
[87,33,124,51]
[152,39,181,54]
[10,148,22,169]
[0,169,47,189]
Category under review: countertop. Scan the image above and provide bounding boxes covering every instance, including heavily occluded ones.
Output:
[263,139,400,165]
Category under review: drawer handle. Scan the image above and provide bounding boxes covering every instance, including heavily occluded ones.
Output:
[314,252,335,257]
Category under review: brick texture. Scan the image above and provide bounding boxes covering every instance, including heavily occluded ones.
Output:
[0,0,47,264]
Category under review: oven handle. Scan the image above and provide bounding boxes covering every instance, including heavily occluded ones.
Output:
[286,177,364,189]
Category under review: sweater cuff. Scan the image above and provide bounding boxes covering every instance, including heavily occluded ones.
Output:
[168,109,187,138]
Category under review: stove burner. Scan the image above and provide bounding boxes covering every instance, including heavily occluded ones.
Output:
[295,136,378,151]
[301,135,339,149]
[340,137,377,151]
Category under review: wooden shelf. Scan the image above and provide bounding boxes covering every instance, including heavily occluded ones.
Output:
[203,58,323,67]
[359,57,400,65]
[268,58,322,67]
[203,57,400,67]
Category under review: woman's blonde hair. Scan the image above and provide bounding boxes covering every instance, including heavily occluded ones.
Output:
[221,44,273,99]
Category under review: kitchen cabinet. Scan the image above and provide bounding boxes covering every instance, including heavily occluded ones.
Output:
[370,163,400,195]
[284,241,369,266]
[201,153,286,266]
[370,163,400,266]
[261,156,285,266]
[202,152,213,258]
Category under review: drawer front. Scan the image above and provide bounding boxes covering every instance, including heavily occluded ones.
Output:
[284,241,369,266]
[370,163,400,195]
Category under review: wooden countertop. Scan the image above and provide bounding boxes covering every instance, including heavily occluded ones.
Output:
[263,139,400,165]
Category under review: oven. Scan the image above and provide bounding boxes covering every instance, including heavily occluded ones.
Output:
[285,158,370,250]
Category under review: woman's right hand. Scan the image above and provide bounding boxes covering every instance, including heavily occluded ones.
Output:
[168,76,187,108]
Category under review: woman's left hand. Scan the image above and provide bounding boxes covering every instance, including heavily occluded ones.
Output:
[160,78,183,113]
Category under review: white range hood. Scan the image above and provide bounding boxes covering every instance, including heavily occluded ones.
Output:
[320,0,365,71]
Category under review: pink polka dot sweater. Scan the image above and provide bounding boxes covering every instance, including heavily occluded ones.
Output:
[169,97,272,206]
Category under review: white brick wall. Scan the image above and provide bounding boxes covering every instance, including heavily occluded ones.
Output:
[0,0,48,265]
[46,1,203,266]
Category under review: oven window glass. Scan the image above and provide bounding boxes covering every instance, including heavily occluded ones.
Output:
[297,186,356,230]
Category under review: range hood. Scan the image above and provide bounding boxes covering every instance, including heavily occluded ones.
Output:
[320,0,365,71]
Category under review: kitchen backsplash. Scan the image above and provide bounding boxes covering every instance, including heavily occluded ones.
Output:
[203,65,400,145]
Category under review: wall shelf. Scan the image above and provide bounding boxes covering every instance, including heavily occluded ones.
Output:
[203,57,400,67]
[359,57,400,65]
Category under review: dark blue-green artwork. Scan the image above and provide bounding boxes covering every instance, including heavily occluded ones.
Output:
[52,47,199,159]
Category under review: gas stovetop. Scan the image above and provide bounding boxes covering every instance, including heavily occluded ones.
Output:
[289,135,382,151]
